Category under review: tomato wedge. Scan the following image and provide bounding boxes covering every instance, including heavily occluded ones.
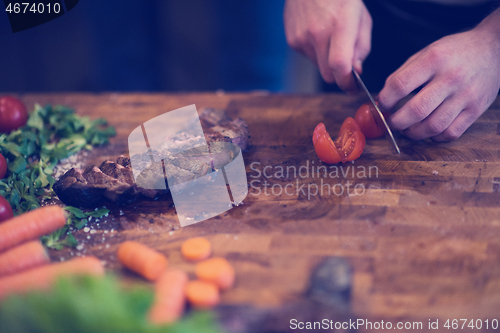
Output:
[313,117,366,164]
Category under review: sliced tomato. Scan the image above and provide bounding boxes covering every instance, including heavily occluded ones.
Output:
[354,101,390,139]
[313,117,366,164]
[313,123,343,164]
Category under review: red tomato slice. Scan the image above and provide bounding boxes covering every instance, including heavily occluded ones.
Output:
[313,117,366,164]
[354,102,390,139]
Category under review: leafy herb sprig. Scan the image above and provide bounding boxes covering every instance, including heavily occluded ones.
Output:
[0,104,116,214]
[41,206,111,250]
[0,275,224,333]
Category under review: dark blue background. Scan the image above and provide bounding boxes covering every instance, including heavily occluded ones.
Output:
[1,0,498,93]
[0,0,301,92]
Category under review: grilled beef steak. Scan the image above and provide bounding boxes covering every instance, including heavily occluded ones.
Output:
[53,108,249,207]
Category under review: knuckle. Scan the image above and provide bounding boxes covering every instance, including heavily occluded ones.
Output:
[443,69,466,86]
[408,100,430,120]
[387,74,410,97]
[460,87,476,102]
[285,32,304,50]
[308,25,328,44]
[427,118,448,136]
[328,56,346,73]
[322,73,336,84]
[425,46,445,66]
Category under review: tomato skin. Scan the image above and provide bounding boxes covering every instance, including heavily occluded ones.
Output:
[0,153,6,179]
[354,102,388,139]
[313,117,365,164]
[0,96,28,133]
[0,196,14,222]
[313,123,342,164]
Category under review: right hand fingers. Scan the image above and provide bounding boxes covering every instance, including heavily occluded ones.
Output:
[321,2,372,92]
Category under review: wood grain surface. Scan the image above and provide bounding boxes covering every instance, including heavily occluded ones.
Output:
[18,92,500,332]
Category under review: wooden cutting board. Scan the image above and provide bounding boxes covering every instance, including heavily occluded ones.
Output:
[20,92,500,331]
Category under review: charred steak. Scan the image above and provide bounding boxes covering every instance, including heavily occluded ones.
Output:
[53,108,250,207]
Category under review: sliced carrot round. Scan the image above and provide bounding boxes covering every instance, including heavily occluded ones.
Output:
[181,237,211,261]
[185,280,219,309]
[195,257,235,290]
[117,241,168,281]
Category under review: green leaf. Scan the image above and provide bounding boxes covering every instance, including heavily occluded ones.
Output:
[0,275,224,333]
[41,226,72,250]
[0,102,115,216]
[60,232,78,248]
[85,207,110,218]
[32,161,50,188]
[64,206,86,219]
[8,156,27,174]
[0,141,22,157]
[26,104,45,130]
[74,218,88,230]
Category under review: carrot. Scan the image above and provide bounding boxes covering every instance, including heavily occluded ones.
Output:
[0,256,104,301]
[180,237,211,261]
[117,241,168,281]
[0,205,66,253]
[148,268,188,324]
[0,240,50,277]
[195,257,235,290]
[185,280,220,309]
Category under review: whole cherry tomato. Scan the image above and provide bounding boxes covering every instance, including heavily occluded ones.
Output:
[0,153,7,179]
[0,96,28,133]
[313,117,366,164]
[354,102,390,139]
[0,196,14,222]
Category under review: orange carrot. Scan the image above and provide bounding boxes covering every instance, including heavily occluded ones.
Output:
[0,205,66,253]
[195,257,235,290]
[117,241,168,281]
[0,240,50,277]
[185,280,220,309]
[181,237,211,261]
[0,256,104,301]
[148,268,188,324]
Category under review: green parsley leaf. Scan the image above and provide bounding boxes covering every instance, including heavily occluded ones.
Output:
[85,207,110,218]
[8,156,27,174]
[0,275,224,333]
[64,206,86,219]
[0,103,115,219]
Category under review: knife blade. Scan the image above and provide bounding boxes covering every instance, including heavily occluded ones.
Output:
[352,67,400,154]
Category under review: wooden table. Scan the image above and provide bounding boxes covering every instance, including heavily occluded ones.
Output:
[21,92,500,332]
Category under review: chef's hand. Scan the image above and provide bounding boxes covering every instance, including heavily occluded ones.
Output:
[283,0,372,93]
[378,8,500,141]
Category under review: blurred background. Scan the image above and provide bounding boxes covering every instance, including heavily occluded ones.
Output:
[0,0,319,93]
[0,0,498,93]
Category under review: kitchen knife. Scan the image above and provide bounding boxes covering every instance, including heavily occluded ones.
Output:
[352,67,400,154]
